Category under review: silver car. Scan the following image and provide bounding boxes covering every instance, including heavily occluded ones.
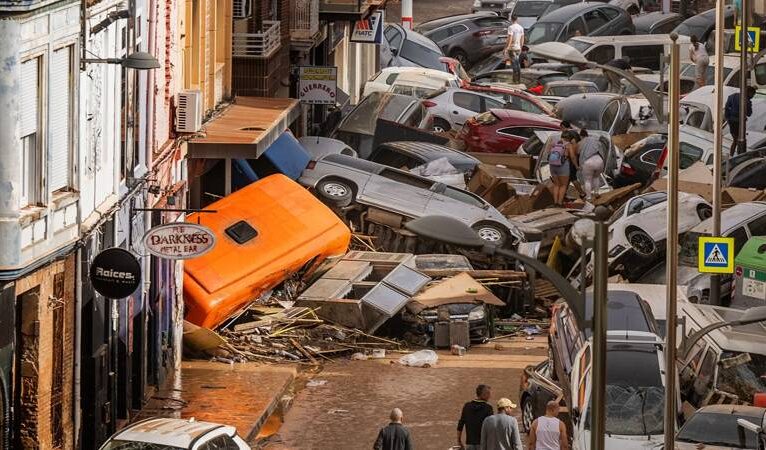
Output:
[299,154,524,246]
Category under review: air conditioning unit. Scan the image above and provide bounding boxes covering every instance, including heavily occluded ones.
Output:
[176,90,202,133]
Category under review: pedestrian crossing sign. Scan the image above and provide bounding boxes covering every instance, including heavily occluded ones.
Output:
[698,236,735,274]
[735,25,760,52]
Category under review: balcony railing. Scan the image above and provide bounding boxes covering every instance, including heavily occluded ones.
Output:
[291,0,320,41]
[232,21,281,59]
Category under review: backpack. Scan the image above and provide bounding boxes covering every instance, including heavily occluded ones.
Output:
[549,140,567,167]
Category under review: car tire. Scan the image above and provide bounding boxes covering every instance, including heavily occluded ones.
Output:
[521,396,534,433]
[626,227,656,256]
[316,179,354,207]
[697,204,713,221]
[472,222,508,246]
[433,118,452,133]
[450,49,470,69]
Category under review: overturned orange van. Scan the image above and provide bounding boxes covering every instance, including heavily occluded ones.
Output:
[183,174,351,329]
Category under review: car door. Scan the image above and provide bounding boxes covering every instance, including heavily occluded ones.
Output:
[450,91,484,127]
[382,25,403,67]
[363,168,435,216]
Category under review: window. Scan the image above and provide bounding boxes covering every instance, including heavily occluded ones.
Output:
[726,70,740,87]
[49,45,73,192]
[483,97,504,111]
[654,20,678,34]
[508,95,545,114]
[447,24,469,36]
[370,148,421,169]
[429,28,451,42]
[440,186,486,208]
[639,149,662,165]
[20,57,41,207]
[692,349,717,403]
[475,17,509,28]
[602,101,619,132]
[453,92,482,113]
[728,226,749,255]
[679,143,703,169]
[755,63,766,85]
[587,45,615,65]
[399,41,443,70]
[623,45,664,71]
[583,10,609,33]
[379,168,434,189]
[601,6,620,19]
[385,73,400,85]
[498,127,537,138]
[385,26,403,49]
[199,434,240,450]
[564,18,587,40]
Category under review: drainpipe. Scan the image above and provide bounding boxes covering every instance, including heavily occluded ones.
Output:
[74,246,83,447]
[0,20,21,269]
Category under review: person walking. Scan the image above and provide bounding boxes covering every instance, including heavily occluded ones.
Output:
[527,401,569,450]
[725,86,756,156]
[689,35,709,88]
[548,129,580,206]
[506,15,525,84]
[480,398,523,450]
[576,129,606,203]
[458,385,494,450]
[374,408,414,450]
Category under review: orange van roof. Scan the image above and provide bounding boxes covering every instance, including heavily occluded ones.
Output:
[184,174,349,295]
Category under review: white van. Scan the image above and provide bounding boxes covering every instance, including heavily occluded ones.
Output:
[565,34,692,71]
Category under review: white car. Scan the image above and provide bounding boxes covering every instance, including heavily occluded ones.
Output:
[99,418,250,450]
[423,87,510,132]
[362,67,461,98]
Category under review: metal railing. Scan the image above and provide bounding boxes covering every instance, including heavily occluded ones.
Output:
[291,0,319,40]
[232,21,281,58]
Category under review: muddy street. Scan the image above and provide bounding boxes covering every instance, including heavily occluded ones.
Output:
[262,337,547,450]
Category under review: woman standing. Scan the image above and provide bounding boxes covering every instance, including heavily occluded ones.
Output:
[548,130,580,206]
[577,130,606,202]
[689,35,709,88]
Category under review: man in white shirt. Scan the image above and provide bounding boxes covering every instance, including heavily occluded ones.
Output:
[506,15,525,84]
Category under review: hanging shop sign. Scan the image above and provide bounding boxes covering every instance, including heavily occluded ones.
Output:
[89,247,142,299]
[143,222,217,260]
[351,11,384,44]
[298,66,338,105]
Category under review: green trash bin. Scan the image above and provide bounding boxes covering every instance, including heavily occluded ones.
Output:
[733,236,766,308]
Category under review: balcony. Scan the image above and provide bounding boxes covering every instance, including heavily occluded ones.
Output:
[232,21,281,59]
[319,0,381,21]
[291,0,320,41]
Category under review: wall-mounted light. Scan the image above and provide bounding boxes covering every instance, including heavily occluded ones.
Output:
[82,51,160,70]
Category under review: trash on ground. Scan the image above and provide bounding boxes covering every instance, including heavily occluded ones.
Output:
[398,350,439,368]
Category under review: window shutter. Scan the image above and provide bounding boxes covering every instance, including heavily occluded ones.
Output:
[20,58,39,137]
[49,47,72,191]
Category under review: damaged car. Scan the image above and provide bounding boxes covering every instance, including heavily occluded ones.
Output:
[299,154,525,246]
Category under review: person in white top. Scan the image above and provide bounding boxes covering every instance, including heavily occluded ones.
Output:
[527,401,569,450]
[506,15,525,84]
[689,34,709,88]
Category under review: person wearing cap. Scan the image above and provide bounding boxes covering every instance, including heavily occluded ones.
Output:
[480,398,523,450]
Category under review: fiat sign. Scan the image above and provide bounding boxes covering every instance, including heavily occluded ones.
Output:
[142,223,216,260]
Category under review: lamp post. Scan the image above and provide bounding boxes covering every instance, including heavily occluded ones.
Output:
[81,51,161,70]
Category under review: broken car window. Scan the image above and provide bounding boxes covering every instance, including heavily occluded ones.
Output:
[717,352,766,404]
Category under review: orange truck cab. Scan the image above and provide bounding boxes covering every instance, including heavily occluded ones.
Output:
[183,174,351,329]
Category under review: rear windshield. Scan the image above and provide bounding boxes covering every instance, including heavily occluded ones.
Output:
[514,1,551,16]
[401,40,444,70]
[527,22,562,45]
[677,411,761,448]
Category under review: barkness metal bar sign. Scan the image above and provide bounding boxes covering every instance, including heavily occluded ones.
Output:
[299,66,337,105]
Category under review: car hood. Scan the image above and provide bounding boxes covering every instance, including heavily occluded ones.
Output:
[529,41,589,65]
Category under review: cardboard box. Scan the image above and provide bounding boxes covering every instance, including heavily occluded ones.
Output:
[467,164,527,197]
[467,153,535,178]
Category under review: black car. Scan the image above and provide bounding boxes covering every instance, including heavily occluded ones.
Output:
[526,2,635,45]
[368,141,480,175]
[613,133,667,188]
[518,359,562,432]
[673,6,736,43]
[554,93,632,135]
[633,11,683,35]
[414,14,510,69]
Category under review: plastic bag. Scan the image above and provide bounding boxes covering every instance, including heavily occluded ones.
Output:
[398,350,438,368]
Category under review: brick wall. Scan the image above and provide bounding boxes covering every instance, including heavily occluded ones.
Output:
[14,255,76,450]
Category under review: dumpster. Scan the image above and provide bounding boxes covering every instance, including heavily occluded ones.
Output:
[733,236,766,308]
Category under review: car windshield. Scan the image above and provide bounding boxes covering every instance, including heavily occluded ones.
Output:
[677,411,762,448]
[673,19,709,42]
[400,40,444,70]
[585,347,665,436]
[548,84,596,97]
[566,39,593,54]
[100,441,185,450]
[556,105,600,130]
[679,63,733,86]
[470,53,506,75]
[717,352,766,405]
[527,22,562,45]
[514,1,551,16]
[680,231,708,266]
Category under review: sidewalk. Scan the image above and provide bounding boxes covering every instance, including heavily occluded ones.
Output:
[135,360,297,442]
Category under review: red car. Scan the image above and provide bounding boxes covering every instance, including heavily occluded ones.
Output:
[464,83,555,116]
[458,109,561,154]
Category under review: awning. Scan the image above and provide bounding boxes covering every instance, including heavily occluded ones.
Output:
[407,272,505,315]
[188,96,301,159]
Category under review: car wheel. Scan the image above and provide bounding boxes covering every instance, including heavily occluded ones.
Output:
[433,118,452,133]
[450,49,470,69]
[316,179,354,207]
[472,222,508,246]
[626,227,656,256]
[521,397,534,433]
[697,204,713,220]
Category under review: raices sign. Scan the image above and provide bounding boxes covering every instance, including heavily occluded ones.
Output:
[89,248,142,299]
[142,223,216,260]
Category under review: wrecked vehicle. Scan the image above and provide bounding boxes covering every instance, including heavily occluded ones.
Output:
[519,359,563,432]
[675,405,766,450]
[554,92,632,135]
[334,92,430,159]
[458,109,561,154]
[299,154,525,246]
[183,174,351,329]
[678,303,766,409]
[99,418,251,450]
[639,202,766,304]
[368,141,479,188]
[298,136,358,159]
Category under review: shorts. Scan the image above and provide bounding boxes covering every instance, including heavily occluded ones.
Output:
[549,159,570,177]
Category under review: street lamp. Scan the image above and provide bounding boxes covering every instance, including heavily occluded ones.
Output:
[82,51,161,70]
[680,306,766,359]
[404,215,587,334]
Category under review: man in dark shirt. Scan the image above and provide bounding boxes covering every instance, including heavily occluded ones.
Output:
[725,86,756,156]
[374,408,414,450]
[457,384,494,450]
